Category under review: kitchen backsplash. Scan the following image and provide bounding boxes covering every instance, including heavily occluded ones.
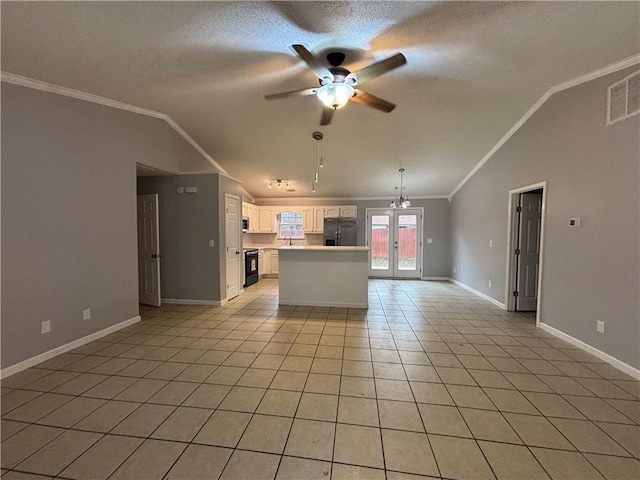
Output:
[243,233,324,247]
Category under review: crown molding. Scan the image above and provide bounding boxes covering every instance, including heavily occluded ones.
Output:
[448,53,640,201]
[1,71,229,176]
[253,195,449,202]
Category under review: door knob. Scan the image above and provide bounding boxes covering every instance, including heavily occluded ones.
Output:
[236,251,240,255]
[151,254,161,259]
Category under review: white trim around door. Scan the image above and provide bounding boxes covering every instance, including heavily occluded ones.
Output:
[504,181,547,327]
[365,208,424,279]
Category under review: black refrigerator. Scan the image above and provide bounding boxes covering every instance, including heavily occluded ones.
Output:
[323,217,358,246]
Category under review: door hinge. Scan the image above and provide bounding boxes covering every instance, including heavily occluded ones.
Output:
[514,248,520,255]
[516,206,522,213]
[513,291,519,297]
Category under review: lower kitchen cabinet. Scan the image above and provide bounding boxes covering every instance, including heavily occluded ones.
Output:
[270,250,279,274]
[258,249,266,276]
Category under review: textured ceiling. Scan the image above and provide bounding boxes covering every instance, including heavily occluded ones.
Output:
[2,1,639,198]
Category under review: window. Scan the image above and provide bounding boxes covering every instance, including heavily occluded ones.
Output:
[278,211,304,239]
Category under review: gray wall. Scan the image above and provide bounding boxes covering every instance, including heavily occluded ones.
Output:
[450,67,640,369]
[256,197,451,278]
[137,174,222,302]
[1,82,217,369]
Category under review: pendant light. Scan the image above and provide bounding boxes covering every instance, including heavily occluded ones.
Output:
[312,131,324,193]
[390,168,411,208]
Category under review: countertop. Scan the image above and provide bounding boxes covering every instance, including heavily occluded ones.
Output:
[277,246,370,252]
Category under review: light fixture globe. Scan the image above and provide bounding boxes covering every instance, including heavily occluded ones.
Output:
[316,83,354,109]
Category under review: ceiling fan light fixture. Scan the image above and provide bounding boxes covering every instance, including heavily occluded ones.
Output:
[317,83,354,109]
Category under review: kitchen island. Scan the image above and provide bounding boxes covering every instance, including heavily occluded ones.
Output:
[278,246,370,308]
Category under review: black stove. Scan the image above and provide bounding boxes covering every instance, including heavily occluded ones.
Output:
[244,249,259,287]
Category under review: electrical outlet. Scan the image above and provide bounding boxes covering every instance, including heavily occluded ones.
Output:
[489,240,493,247]
[41,321,51,334]
[453,267,457,274]
[83,308,91,320]
[596,320,605,333]
[209,240,215,247]
[488,280,492,288]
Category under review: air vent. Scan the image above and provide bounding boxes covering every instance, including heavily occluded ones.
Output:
[607,70,640,126]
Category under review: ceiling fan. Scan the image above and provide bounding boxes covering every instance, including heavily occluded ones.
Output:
[265,44,406,125]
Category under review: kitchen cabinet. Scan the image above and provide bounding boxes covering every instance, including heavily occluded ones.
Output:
[303,207,324,233]
[324,206,357,218]
[258,249,266,276]
[324,206,341,218]
[242,203,260,232]
[259,207,274,233]
[270,250,279,274]
[250,204,260,232]
[302,207,314,232]
[314,208,325,233]
[340,206,357,218]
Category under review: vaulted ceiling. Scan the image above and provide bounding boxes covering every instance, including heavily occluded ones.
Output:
[2,1,639,198]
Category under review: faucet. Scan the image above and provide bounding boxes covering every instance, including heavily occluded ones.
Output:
[284,235,292,246]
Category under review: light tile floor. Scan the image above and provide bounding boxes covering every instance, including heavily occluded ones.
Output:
[1,279,639,480]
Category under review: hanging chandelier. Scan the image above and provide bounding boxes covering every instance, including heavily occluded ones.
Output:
[390,168,411,208]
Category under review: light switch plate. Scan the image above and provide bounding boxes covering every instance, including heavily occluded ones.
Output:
[209,240,215,247]
[41,321,51,334]
[596,320,605,333]
[426,238,433,244]
[83,309,91,320]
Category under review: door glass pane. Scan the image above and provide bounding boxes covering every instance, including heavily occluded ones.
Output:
[397,214,417,271]
[371,215,390,270]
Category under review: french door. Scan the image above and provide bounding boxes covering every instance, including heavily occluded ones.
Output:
[366,208,423,278]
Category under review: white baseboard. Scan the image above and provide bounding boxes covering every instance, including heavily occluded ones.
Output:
[421,277,451,281]
[279,300,368,309]
[539,323,640,380]
[0,315,141,379]
[161,298,226,306]
[450,279,506,309]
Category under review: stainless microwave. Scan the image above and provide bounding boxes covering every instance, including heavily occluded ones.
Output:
[242,217,249,232]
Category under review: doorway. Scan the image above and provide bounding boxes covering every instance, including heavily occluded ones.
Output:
[366,208,423,278]
[137,194,161,307]
[505,182,546,323]
[225,194,241,300]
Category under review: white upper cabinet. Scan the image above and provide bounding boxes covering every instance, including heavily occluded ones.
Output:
[340,206,357,218]
[302,207,315,232]
[249,204,260,232]
[259,207,275,232]
[243,204,353,233]
[303,207,325,233]
[324,206,341,218]
[314,208,325,232]
[324,206,357,218]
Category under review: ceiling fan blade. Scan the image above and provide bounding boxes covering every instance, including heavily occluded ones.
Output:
[320,108,334,126]
[264,87,318,100]
[350,53,407,85]
[292,44,334,81]
[351,89,396,113]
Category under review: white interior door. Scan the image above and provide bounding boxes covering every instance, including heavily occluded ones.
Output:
[367,208,422,278]
[225,194,241,300]
[516,192,542,311]
[137,194,160,307]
